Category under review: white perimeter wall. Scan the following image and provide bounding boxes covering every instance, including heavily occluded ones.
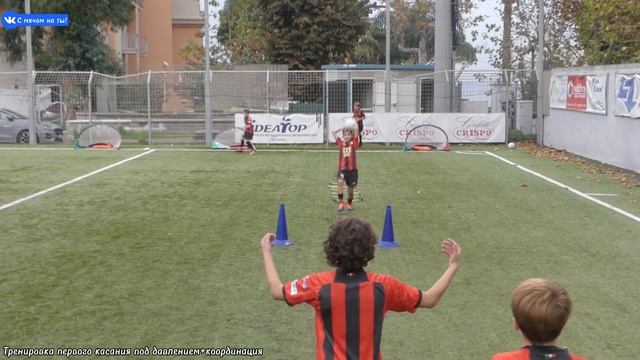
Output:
[545,64,640,173]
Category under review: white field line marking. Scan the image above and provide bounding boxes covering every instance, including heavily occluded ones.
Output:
[455,151,490,155]
[0,147,144,151]
[0,147,75,151]
[0,149,155,212]
[485,151,640,224]
[210,149,408,153]
[0,147,455,154]
[0,147,487,154]
[175,148,452,153]
[585,193,619,197]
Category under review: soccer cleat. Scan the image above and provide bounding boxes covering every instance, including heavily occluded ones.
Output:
[249,150,256,155]
[337,201,345,212]
[346,204,353,211]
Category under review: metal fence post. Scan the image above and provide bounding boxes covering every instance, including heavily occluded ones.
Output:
[147,71,152,145]
[324,70,329,145]
[204,0,213,147]
[25,0,37,145]
[347,72,352,113]
[536,0,545,145]
[266,69,270,113]
[88,71,94,143]
[27,70,36,145]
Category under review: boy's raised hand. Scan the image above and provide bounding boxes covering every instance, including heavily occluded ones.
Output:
[261,233,276,253]
[441,239,461,267]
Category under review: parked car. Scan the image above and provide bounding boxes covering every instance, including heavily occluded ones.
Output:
[0,108,64,144]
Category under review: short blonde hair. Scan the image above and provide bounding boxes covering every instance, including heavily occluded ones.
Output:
[511,278,572,344]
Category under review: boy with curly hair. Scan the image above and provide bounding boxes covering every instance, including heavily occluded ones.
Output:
[261,217,462,360]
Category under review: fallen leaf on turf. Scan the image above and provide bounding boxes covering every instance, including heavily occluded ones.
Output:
[520,181,528,187]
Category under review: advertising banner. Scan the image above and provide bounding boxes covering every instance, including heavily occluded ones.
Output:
[235,113,324,143]
[615,74,640,118]
[328,113,506,143]
[567,75,588,111]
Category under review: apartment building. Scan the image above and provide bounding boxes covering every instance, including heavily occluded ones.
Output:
[107,0,204,74]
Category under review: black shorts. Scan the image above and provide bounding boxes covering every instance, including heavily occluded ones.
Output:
[243,131,253,141]
[337,169,358,187]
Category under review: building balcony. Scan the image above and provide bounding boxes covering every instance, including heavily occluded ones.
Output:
[121,32,148,55]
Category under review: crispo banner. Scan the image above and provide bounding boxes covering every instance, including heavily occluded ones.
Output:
[235,113,324,144]
[328,113,506,143]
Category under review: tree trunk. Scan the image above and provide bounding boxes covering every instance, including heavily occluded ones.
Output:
[502,0,513,82]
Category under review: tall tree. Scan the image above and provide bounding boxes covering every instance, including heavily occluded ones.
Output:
[352,0,477,65]
[562,0,640,65]
[258,0,370,69]
[217,0,267,64]
[502,0,512,71]
[479,0,581,70]
[0,0,131,74]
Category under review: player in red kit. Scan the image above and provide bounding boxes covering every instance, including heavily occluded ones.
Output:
[352,102,365,146]
[260,217,462,360]
[332,126,359,211]
[241,109,256,154]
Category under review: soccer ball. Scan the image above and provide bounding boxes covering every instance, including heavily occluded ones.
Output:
[344,118,357,130]
[508,142,515,149]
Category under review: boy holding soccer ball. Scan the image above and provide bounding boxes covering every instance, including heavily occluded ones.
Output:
[332,124,359,211]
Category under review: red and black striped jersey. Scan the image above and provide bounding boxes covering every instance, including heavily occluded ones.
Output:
[283,270,422,360]
[337,137,359,171]
[244,114,254,134]
[492,345,587,360]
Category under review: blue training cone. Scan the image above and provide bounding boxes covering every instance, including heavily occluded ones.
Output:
[378,205,399,248]
[274,203,294,246]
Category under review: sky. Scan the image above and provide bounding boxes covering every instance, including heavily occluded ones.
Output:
[200,0,502,69]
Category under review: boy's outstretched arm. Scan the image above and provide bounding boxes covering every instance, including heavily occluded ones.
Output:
[419,239,461,308]
[261,233,284,300]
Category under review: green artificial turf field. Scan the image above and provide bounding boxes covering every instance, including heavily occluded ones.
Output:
[0,145,638,359]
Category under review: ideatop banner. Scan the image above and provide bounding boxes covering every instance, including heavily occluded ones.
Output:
[235,113,324,144]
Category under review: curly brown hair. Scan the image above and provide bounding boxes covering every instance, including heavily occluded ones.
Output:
[324,217,377,273]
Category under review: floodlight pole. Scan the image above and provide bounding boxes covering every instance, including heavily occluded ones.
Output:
[204,0,213,147]
[26,0,36,145]
[536,0,544,146]
[384,0,391,112]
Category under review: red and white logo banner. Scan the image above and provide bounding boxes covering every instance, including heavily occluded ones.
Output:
[567,75,588,111]
[328,113,506,143]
